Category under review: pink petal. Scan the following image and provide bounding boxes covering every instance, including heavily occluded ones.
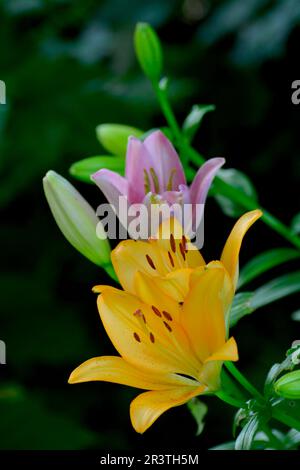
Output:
[125,137,154,204]
[92,168,128,209]
[190,157,225,204]
[144,130,186,192]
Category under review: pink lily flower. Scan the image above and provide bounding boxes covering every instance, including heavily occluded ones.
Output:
[92,130,224,231]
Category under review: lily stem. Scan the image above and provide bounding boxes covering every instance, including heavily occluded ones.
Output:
[215,390,245,409]
[152,78,300,251]
[225,362,264,402]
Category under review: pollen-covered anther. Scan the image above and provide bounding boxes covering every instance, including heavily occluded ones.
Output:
[179,242,186,261]
[149,332,155,343]
[152,305,162,317]
[146,254,156,270]
[163,321,172,332]
[162,311,173,322]
[133,332,141,343]
[182,235,188,253]
[170,233,176,253]
[168,251,175,267]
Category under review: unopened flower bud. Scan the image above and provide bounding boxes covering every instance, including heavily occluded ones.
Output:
[43,170,110,267]
[274,370,300,399]
[134,23,163,81]
[96,124,143,157]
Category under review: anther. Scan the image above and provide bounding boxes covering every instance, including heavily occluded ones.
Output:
[146,254,156,270]
[163,321,172,332]
[179,242,186,261]
[162,311,173,321]
[152,306,162,317]
[149,332,155,343]
[133,332,141,342]
[170,233,176,253]
[168,251,175,268]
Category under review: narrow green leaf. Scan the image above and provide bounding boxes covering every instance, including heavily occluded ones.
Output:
[187,398,208,436]
[284,429,300,449]
[215,168,258,218]
[238,248,300,289]
[251,271,300,309]
[182,104,215,143]
[69,156,125,184]
[231,271,300,327]
[229,292,254,327]
[235,415,260,450]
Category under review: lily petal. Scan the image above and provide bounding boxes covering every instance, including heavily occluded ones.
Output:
[144,130,186,191]
[220,209,263,289]
[92,169,128,209]
[190,157,225,204]
[98,289,196,376]
[126,137,154,203]
[130,385,205,433]
[111,240,166,293]
[68,355,194,389]
[182,267,228,362]
[204,337,238,363]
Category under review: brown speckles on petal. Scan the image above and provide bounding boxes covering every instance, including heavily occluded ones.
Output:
[163,321,172,332]
[146,254,156,270]
[133,332,141,343]
[152,305,162,317]
[170,233,176,253]
[149,332,155,343]
[179,242,186,261]
[162,311,173,321]
[168,251,175,268]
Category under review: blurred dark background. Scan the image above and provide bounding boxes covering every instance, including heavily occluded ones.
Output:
[1,0,300,450]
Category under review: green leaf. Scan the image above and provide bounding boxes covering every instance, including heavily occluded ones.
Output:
[187,398,208,436]
[96,124,143,157]
[182,104,215,143]
[69,156,125,184]
[229,292,254,327]
[238,248,300,289]
[231,271,300,327]
[291,213,300,235]
[284,429,300,449]
[235,414,260,450]
[215,168,258,217]
[251,270,300,309]
[134,23,163,81]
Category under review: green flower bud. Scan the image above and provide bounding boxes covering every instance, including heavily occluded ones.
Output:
[134,22,163,81]
[43,170,110,267]
[96,124,143,157]
[69,156,125,184]
[274,370,300,399]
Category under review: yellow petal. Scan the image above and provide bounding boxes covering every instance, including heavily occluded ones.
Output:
[111,240,166,293]
[133,270,181,320]
[221,210,262,289]
[182,267,227,362]
[155,217,205,269]
[130,385,206,433]
[68,355,194,389]
[98,289,197,376]
[157,268,193,302]
[204,337,238,363]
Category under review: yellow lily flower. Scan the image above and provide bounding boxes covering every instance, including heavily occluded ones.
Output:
[69,210,261,433]
[69,264,238,433]
[110,209,262,304]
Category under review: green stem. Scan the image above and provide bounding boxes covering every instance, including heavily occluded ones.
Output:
[215,390,245,409]
[262,424,283,449]
[184,144,300,250]
[225,362,264,401]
